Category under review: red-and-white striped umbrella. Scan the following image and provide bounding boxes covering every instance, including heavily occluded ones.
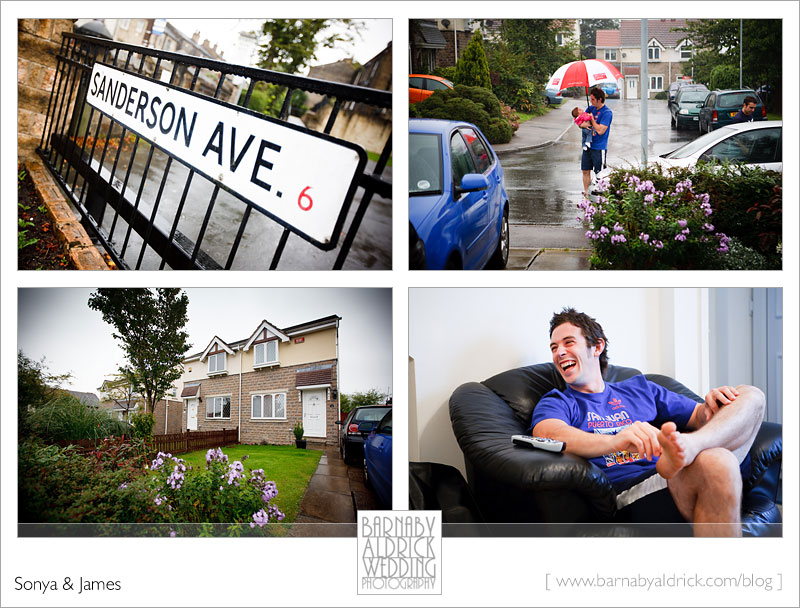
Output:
[547,59,624,91]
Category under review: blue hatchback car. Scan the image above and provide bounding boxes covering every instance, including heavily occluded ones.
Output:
[409,119,510,270]
[362,409,392,508]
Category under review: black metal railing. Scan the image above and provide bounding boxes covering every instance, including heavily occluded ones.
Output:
[38,33,392,270]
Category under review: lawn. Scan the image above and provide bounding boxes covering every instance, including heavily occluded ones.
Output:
[180,444,322,523]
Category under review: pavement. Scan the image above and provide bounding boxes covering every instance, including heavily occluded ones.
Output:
[288,445,382,537]
[493,102,593,270]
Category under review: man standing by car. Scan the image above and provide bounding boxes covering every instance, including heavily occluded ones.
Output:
[731,96,758,124]
[581,87,613,198]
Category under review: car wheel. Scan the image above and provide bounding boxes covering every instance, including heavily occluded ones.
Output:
[444,254,462,270]
[343,444,353,465]
[487,207,509,269]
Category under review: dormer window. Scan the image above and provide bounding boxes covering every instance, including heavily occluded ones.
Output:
[208,352,227,375]
[254,340,278,368]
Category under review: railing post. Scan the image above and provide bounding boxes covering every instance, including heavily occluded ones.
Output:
[186,429,190,454]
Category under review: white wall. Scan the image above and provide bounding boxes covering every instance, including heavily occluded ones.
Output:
[409,288,715,476]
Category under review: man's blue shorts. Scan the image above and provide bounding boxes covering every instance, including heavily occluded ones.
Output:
[581,148,604,173]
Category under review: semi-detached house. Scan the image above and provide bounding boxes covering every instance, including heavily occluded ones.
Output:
[179,315,341,447]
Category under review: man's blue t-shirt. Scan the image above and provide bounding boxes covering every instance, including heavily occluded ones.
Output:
[528,375,696,492]
[586,104,613,150]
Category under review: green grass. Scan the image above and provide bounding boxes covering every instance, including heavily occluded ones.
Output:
[180,444,322,523]
[516,112,535,123]
[367,150,392,166]
[766,112,781,121]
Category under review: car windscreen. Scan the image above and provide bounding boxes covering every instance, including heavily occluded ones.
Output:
[678,91,708,103]
[353,407,391,422]
[661,127,737,159]
[718,92,759,108]
[409,133,443,195]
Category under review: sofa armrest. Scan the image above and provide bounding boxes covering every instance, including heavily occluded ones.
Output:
[745,421,782,492]
[450,382,617,519]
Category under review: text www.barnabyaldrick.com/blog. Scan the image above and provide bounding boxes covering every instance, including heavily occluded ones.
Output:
[545,571,782,592]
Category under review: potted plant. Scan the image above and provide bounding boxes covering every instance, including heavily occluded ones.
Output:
[293,422,306,449]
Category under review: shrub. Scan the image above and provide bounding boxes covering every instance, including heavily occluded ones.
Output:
[130,411,155,439]
[454,30,491,89]
[141,448,285,527]
[413,85,514,144]
[292,422,304,441]
[709,64,740,90]
[18,437,154,523]
[432,66,456,82]
[654,91,668,100]
[27,393,131,442]
[583,173,731,269]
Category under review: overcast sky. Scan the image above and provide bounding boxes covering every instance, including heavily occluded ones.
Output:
[167,18,392,70]
[17,288,392,397]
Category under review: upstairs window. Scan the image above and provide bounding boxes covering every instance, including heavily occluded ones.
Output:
[604,49,617,61]
[648,46,661,61]
[254,341,278,367]
[208,352,226,374]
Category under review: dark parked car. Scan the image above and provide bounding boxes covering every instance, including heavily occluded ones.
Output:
[362,409,392,507]
[336,405,391,464]
[668,85,710,130]
[699,89,765,133]
[668,79,696,102]
[409,119,510,270]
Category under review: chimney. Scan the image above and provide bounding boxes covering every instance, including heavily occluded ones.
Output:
[192,31,200,43]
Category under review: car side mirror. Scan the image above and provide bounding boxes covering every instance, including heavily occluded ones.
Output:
[358,421,375,433]
[454,173,490,198]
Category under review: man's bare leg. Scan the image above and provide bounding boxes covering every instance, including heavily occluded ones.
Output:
[582,170,592,197]
[655,385,765,536]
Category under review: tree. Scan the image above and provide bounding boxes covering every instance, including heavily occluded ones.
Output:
[340,388,388,414]
[676,19,781,110]
[499,20,579,86]
[18,351,71,437]
[454,29,491,88]
[256,19,362,74]
[88,289,190,416]
[578,19,620,59]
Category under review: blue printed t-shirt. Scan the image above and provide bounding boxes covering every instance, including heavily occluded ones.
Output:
[586,104,613,150]
[528,375,696,492]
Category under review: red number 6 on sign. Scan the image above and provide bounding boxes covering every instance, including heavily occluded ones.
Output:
[298,186,313,211]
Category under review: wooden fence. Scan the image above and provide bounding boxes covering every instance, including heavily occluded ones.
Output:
[55,428,239,457]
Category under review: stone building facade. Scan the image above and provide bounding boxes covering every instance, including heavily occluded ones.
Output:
[17,19,74,159]
[179,316,341,447]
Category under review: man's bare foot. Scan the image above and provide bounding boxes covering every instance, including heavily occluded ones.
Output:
[656,422,693,479]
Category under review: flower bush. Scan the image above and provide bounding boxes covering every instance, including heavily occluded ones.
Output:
[581,173,731,269]
[138,448,285,528]
[20,440,285,534]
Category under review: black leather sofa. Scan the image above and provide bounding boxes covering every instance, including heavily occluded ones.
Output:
[449,362,782,536]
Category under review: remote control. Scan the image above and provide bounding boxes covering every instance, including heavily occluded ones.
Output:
[511,435,566,452]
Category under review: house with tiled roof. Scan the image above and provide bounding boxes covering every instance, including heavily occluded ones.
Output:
[609,19,695,99]
[178,316,341,447]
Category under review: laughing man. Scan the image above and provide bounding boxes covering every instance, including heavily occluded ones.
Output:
[529,308,765,537]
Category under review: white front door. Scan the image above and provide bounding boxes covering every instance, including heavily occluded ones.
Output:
[187,399,198,430]
[626,77,638,100]
[302,389,326,438]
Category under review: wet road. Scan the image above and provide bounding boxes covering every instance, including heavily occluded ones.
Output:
[504,98,701,226]
[77,120,391,270]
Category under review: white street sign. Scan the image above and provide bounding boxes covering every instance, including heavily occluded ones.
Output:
[86,63,365,247]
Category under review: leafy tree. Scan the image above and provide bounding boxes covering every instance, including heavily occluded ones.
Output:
[499,20,579,87]
[454,29,491,88]
[18,351,72,437]
[578,19,620,59]
[256,19,363,74]
[709,64,739,90]
[88,289,190,416]
[676,19,781,110]
[341,388,388,414]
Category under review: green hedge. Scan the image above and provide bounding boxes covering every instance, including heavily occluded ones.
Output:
[410,84,514,144]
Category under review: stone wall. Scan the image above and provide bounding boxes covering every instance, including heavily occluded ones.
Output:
[153,398,185,435]
[18,19,74,159]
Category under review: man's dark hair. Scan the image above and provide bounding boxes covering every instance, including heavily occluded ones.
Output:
[549,307,609,374]
[743,95,757,106]
[590,87,606,102]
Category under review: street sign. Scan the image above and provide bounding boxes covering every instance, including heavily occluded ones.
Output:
[152,19,167,35]
[86,63,366,248]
